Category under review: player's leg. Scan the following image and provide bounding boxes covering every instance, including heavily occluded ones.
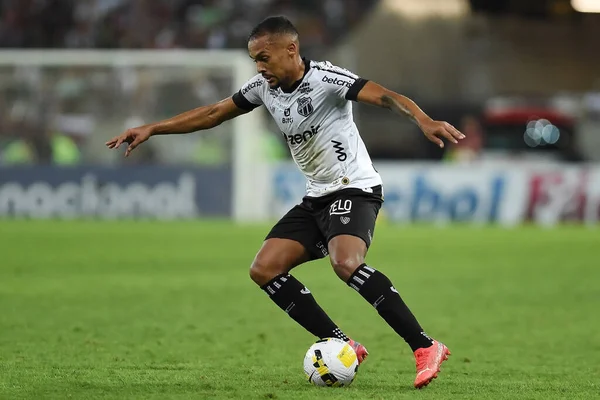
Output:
[249,205,350,342]
[249,238,310,286]
[328,234,434,351]
[323,186,450,387]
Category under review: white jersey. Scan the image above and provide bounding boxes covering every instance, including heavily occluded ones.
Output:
[232,59,382,198]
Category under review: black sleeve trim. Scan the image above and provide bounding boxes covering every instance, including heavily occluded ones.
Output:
[345,78,369,101]
[232,90,260,111]
[313,65,357,80]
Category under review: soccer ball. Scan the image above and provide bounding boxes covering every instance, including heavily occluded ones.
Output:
[303,338,359,387]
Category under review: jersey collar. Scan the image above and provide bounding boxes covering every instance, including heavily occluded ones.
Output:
[280,57,311,94]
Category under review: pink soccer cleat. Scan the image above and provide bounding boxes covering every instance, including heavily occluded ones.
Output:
[413,340,451,388]
[347,338,369,365]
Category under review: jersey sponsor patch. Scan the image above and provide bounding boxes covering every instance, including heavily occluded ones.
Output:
[285,125,320,145]
[242,79,263,95]
[330,199,352,215]
[321,75,354,88]
[282,107,293,124]
[331,140,347,161]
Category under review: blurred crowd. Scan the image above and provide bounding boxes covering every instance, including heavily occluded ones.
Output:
[0,0,377,50]
[0,0,380,166]
[0,0,590,166]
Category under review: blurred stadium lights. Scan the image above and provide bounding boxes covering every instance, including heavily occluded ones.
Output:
[383,0,470,19]
[469,0,587,18]
[524,119,561,148]
[571,0,600,12]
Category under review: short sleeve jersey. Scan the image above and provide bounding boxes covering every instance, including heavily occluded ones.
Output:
[233,59,382,197]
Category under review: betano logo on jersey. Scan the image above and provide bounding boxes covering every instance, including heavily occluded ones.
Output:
[286,125,321,145]
[242,79,263,95]
[321,75,353,88]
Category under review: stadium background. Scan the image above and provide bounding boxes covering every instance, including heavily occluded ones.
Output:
[1,1,599,399]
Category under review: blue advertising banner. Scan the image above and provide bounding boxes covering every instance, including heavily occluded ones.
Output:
[269,162,527,225]
[0,166,231,219]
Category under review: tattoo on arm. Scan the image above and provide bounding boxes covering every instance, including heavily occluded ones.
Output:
[380,94,418,125]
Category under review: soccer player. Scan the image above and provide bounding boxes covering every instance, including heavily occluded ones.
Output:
[106,16,463,388]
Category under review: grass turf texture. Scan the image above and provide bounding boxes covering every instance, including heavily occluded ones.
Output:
[0,220,598,399]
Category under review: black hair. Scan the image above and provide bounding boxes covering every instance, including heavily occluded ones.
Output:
[248,16,299,41]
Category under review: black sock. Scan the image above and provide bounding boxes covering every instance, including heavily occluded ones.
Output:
[348,264,433,351]
[262,273,348,341]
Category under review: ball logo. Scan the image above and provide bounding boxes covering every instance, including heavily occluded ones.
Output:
[336,344,357,368]
[297,96,314,117]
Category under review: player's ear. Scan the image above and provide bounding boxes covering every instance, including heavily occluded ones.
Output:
[287,41,298,57]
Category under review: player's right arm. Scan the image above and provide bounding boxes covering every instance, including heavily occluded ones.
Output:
[107,74,266,157]
[105,97,249,157]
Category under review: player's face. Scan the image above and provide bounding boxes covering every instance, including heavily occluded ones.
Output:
[248,34,297,89]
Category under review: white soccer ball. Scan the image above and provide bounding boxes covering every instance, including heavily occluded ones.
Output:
[303,338,359,387]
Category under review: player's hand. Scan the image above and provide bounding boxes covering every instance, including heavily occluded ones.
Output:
[420,120,465,149]
[105,126,153,157]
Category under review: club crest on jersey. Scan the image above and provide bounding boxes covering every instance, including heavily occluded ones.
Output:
[297,96,314,117]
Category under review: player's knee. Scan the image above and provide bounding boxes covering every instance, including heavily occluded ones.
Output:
[330,255,363,282]
[249,255,282,286]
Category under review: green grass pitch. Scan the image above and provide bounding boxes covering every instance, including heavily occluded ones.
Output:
[0,220,598,399]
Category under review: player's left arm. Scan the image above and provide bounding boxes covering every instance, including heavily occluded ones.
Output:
[356,81,465,148]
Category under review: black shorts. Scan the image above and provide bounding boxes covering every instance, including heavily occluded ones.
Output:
[266,185,384,260]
